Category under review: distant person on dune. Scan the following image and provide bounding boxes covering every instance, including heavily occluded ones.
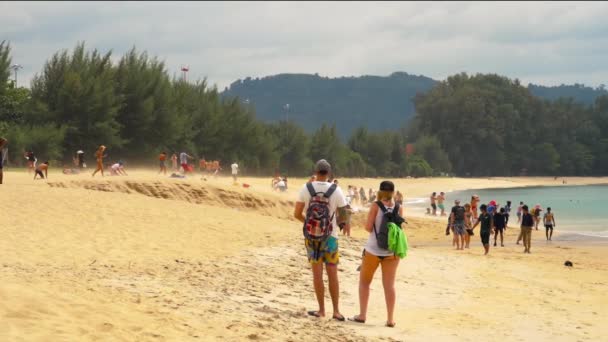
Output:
[0,137,8,184]
[110,161,127,176]
[92,145,106,177]
[24,150,37,173]
[231,161,239,182]
[544,207,556,241]
[33,161,49,180]
[294,159,349,322]
[179,152,193,174]
[171,153,178,171]
[159,152,167,175]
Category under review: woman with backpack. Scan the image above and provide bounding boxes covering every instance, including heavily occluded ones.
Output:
[350,180,404,328]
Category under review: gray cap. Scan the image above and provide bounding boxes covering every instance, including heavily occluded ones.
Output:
[314,159,331,173]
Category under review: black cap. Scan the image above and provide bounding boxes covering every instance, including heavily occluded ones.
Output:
[379,181,394,192]
[314,159,331,173]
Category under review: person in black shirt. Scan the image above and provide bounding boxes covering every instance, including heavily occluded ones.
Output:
[493,208,506,247]
[472,204,494,255]
[520,205,534,253]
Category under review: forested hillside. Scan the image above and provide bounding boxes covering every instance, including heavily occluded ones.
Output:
[221,72,437,137]
[528,83,607,106]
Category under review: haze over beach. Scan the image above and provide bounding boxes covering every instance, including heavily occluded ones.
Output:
[2,1,608,342]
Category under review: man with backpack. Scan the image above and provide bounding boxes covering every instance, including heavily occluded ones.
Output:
[449,199,466,250]
[294,159,350,321]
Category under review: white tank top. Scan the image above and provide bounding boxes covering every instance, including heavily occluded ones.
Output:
[364,202,396,257]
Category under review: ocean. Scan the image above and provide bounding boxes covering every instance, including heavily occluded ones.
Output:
[406,185,608,239]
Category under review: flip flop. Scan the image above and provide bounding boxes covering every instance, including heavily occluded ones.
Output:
[307,310,322,318]
[386,322,396,328]
[333,314,345,322]
[348,315,365,323]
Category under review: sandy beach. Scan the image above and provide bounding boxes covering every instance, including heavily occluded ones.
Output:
[1,170,607,342]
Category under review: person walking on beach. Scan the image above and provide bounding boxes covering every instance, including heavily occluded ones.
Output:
[504,201,512,227]
[170,153,178,171]
[544,207,556,241]
[350,180,405,328]
[520,205,534,253]
[0,137,8,184]
[24,150,37,173]
[471,195,480,218]
[430,192,437,216]
[464,203,474,248]
[33,161,49,180]
[92,145,106,177]
[294,159,350,321]
[179,152,193,174]
[438,192,446,216]
[493,208,506,247]
[472,204,493,255]
[159,152,167,175]
[360,187,367,204]
[231,161,239,183]
[517,201,524,223]
[532,205,542,230]
[449,199,466,250]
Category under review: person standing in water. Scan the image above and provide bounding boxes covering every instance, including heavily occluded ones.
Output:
[544,207,556,241]
[430,192,438,216]
[504,201,512,227]
[470,195,479,218]
[438,192,446,216]
[472,204,493,255]
[0,137,7,184]
[92,145,106,177]
[520,205,534,253]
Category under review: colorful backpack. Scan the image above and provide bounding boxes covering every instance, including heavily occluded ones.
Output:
[303,183,337,241]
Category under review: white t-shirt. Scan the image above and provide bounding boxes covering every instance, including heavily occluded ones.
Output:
[231,163,238,175]
[297,181,347,238]
[179,152,188,164]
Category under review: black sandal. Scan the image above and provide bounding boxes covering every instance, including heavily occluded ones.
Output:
[307,310,322,318]
[333,314,345,321]
[348,315,365,323]
[386,322,396,328]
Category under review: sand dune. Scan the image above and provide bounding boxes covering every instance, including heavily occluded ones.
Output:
[1,170,607,341]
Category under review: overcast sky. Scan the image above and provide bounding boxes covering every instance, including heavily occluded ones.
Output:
[2,1,608,89]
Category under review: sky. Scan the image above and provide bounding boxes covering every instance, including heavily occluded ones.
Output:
[2,1,608,89]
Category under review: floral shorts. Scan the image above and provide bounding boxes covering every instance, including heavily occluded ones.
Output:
[305,236,339,265]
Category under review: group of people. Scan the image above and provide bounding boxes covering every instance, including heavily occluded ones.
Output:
[343,184,404,208]
[445,195,557,255]
[429,191,447,216]
[294,159,407,328]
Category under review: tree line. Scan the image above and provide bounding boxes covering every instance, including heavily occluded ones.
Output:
[1,41,607,177]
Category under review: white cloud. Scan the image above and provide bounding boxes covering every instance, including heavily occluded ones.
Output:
[1,1,607,89]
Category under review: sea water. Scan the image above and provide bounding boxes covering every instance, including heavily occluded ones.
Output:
[406,185,608,239]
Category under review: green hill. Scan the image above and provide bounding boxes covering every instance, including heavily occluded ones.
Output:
[221,72,437,138]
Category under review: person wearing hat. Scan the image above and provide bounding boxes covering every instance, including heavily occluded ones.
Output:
[350,180,403,328]
[294,159,349,321]
[450,199,466,250]
[92,145,107,177]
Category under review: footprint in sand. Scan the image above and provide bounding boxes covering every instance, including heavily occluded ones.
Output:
[98,322,114,332]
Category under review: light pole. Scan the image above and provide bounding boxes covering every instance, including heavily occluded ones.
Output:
[10,64,23,87]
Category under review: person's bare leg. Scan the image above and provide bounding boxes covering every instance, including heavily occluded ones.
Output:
[357,253,379,322]
[0,169,3,184]
[465,233,470,248]
[500,230,504,246]
[549,228,553,241]
[326,264,342,319]
[459,234,465,250]
[311,262,325,317]
[381,257,400,326]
